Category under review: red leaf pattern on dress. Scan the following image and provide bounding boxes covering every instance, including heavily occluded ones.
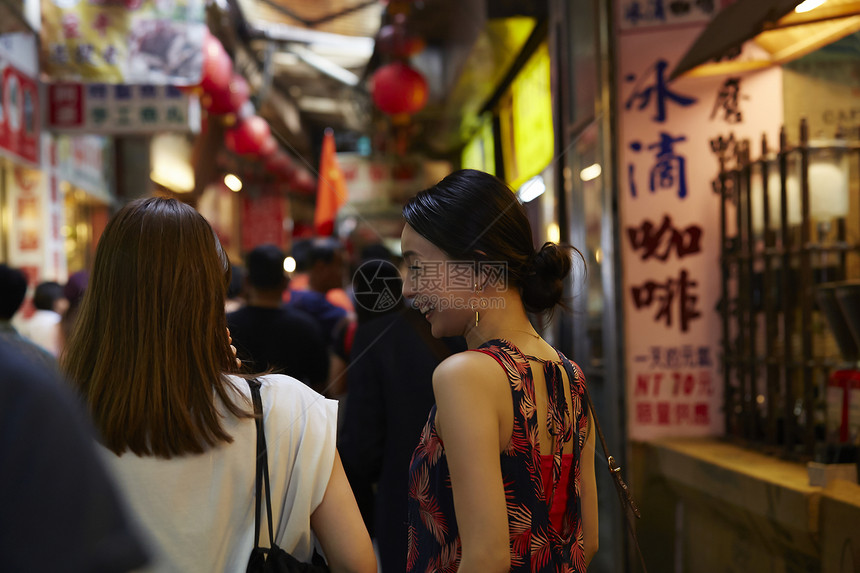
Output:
[406,340,589,573]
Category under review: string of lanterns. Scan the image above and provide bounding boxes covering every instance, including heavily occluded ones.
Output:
[183,31,313,193]
[370,11,428,120]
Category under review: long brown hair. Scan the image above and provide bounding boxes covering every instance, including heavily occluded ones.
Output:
[62,197,251,458]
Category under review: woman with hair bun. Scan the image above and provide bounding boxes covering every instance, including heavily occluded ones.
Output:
[401,169,598,572]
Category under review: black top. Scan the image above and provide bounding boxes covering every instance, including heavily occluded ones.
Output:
[338,307,466,573]
[0,339,149,573]
[227,305,329,390]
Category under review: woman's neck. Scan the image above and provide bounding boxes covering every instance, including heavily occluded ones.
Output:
[464,292,537,349]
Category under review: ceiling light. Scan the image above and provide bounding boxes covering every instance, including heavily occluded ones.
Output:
[224,174,242,192]
[580,163,602,182]
[517,175,546,203]
[795,0,827,13]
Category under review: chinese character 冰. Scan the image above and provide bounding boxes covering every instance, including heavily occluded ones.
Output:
[624,59,697,123]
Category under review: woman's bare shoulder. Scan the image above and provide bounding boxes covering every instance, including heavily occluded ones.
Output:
[433,350,509,395]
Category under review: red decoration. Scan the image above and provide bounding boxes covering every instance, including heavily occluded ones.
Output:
[258,135,277,157]
[203,73,250,115]
[291,168,316,195]
[371,61,428,116]
[199,32,233,95]
[266,152,294,179]
[224,115,271,155]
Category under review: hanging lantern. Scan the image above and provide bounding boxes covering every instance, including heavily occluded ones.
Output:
[291,167,316,195]
[266,151,294,179]
[198,32,233,95]
[371,61,428,116]
[203,73,250,115]
[258,134,277,157]
[224,115,271,155]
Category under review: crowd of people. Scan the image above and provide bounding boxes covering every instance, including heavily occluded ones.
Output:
[1,169,597,573]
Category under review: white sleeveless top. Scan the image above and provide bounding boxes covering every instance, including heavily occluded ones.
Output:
[101,374,338,573]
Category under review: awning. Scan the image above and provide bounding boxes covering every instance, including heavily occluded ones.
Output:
[670,0,860,79]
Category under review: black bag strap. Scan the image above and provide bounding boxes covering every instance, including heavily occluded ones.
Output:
[248,378,277,552]
[560,358,648,573]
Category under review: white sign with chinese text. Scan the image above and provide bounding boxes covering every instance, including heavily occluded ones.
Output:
[617,22,783,440]
[47,83,200,134]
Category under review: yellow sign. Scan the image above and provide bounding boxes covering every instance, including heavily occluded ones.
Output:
[461,113,496,175]
[502,42,554,190]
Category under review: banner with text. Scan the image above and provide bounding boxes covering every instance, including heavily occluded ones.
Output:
[616,5,783,439]
[47,83,199,133]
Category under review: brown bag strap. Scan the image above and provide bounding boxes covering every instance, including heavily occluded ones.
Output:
[561,358,648,573]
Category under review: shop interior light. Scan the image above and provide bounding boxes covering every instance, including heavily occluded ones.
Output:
[795,0,827,13]
[150,133,195,193]
[546,222,560,244]
[580,163,602,182]
[283,256,297,273]
[224,174,243,192]
[517,175,546,203]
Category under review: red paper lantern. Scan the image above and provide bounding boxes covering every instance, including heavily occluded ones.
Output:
[291,168,316,195]
[203,73,250,115]
[225,115,271,155]
[371,61,428,116]
[199,32,233,95]
[266,152,294,179]
[258,135,277,157]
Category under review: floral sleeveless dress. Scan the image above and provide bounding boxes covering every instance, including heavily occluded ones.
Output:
[406,338,589,573]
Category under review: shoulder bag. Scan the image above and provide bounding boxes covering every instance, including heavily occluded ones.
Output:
[560,359,648,573]
[246,379,330,573]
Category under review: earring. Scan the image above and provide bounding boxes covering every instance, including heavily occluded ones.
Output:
[472,282,482,327]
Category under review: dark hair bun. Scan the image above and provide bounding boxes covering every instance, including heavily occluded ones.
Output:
[521,242,573,312]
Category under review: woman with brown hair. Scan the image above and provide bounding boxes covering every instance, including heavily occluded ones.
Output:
[62,197,375,573]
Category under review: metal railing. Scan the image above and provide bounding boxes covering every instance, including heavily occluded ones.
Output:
[713,118,860,460]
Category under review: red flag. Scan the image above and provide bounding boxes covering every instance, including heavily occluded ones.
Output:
[314,129,348,236]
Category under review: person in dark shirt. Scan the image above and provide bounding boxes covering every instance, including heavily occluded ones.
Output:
[227,244,329,392]
[287,237,349,346]
[0,264,57,370]
[339,258,466,572]
[0,340,149,572]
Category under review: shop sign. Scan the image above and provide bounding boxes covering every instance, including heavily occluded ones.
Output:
[5,164,44,279]
[56,134,111,201]
[500,43,553,190]
[47,83,199,133]
[41,0,205,85]
[242,188,285,253]
[618,0,725,31]
[338,153,391,204]
[616,11,782,439]
[0,60,39,165]
[461,113,496,176]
